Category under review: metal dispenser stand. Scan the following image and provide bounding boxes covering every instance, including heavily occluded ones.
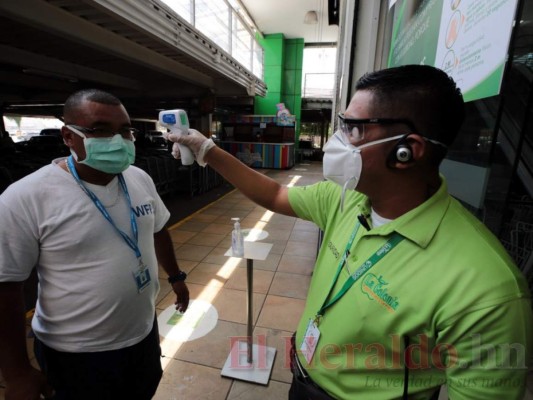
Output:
[221,238,276,384]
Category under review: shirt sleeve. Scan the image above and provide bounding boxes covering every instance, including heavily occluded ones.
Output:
[141,170,170,232]
[288,181,341,231]
[0,197,40,281]
[151,188,170,232]
[439,297,533,399]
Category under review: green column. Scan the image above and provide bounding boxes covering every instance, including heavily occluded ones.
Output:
[282,38,304,140]
[255,33,284,115]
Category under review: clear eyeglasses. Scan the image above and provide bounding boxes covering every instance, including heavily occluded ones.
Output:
[66,124,137,141]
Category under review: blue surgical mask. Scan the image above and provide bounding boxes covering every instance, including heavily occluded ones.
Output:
[69,129,135,174]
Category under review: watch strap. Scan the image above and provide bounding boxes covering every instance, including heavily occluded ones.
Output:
[168,271,187,283]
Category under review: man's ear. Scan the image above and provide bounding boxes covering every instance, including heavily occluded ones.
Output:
[61,126,73,147]
[387,134,426,169]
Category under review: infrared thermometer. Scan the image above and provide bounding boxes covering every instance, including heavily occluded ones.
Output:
[158,109,195,165]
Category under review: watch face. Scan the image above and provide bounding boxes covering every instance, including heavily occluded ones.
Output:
[169,271,186,283]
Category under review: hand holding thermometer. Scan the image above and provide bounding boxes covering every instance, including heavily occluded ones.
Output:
[158,109,195,165]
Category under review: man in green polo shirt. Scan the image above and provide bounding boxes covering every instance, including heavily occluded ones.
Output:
[168,64,532,399]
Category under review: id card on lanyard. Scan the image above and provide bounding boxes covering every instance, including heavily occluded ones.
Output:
[300,222,404,363]
[67,156,151,293]
[133,260,151,293]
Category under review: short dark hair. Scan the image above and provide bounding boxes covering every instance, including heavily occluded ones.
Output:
[355,65,464,146]
[63,89,122,121]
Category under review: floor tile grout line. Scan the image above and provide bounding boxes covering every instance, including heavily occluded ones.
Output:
[167,188,237,230]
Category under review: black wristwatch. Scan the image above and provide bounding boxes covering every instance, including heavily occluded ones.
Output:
[167,271,187,284]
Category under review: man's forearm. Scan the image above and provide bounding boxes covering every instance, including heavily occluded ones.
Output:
[0,282,33,381]
[154,228,189,312]
[205,146,296,216]
[153,228,182,277]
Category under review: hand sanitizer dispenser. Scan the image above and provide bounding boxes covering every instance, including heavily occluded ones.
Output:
[231,217,244,257]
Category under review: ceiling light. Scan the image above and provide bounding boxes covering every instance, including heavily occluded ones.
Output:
[304,10,318,24]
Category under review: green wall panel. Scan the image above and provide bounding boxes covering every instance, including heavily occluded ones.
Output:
[255,95,281,115]
[284,46,297,69]
[296,42,304,67]
[294,70,302,95]
[264,67,283,93]
[282,94,296,112]
[284,70,296,95]
[261,34,284,67]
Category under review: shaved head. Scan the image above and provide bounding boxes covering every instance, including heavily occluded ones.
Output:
[63,89,122,123]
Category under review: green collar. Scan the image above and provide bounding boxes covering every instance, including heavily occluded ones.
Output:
[357,177,451,249]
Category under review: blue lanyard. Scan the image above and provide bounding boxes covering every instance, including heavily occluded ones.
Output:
[67,156,141,258]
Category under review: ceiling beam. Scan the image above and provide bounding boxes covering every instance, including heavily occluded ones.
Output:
[0,45,142,90]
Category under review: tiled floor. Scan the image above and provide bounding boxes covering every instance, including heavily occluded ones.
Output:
[153,162,324,399]
[2,160,533,399]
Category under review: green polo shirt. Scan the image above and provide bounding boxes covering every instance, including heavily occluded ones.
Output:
[288,178,532,400]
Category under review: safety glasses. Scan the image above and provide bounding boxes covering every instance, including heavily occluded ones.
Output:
[337,114,419,143]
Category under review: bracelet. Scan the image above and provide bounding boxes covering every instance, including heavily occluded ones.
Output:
[168,271,187,283]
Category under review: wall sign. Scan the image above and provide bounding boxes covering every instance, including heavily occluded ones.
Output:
[387,0,519,102]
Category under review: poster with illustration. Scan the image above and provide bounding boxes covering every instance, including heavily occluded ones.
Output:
[388,0,519,102]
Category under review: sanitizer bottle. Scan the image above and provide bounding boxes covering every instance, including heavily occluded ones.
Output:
[231,217,244,257]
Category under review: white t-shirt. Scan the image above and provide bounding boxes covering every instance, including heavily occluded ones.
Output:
[370,208,393,228]
[0,158,170,352]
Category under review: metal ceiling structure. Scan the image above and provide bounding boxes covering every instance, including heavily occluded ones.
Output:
[0,0,266,120]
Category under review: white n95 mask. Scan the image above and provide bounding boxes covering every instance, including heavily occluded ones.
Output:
[323,131,404,211]
[323,130,361,191]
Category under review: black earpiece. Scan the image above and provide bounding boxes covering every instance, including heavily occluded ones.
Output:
[387,135,413,167]
[395,144,412,163]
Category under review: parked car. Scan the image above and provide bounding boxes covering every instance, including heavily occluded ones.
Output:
[40,128,62,137]
[147,130,167,148]
[16,135,67,156]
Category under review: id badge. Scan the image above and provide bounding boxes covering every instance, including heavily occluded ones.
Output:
[300,319,321,364]
[133,262,151,293]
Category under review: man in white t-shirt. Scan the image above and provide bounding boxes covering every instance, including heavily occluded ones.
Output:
[0,89,190,400]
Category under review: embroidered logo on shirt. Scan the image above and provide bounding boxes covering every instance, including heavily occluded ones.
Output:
[327,240,340,259]
[361,273,399,313]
